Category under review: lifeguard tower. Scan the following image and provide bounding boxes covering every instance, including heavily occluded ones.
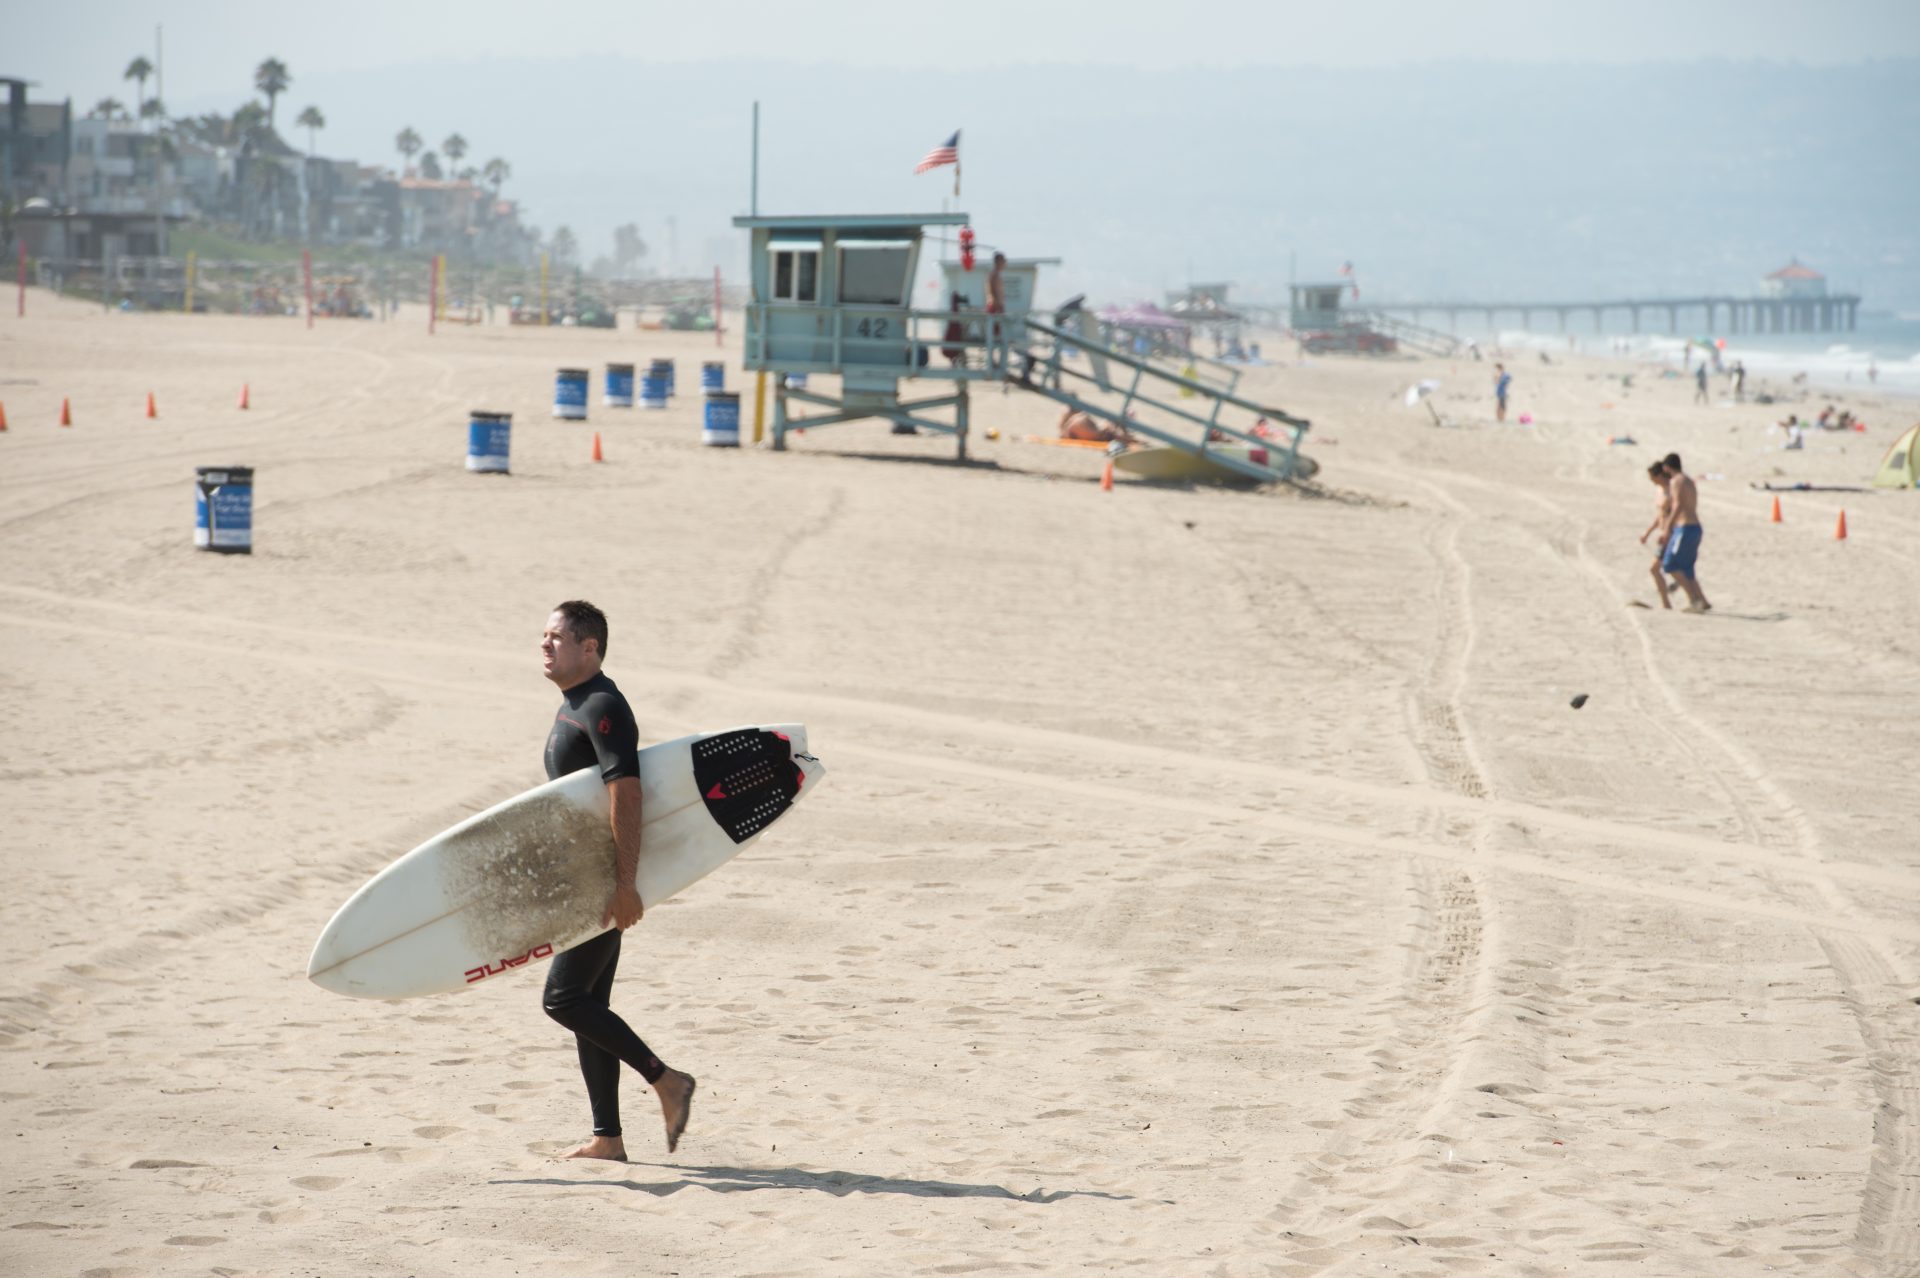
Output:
[735,210,1316,482]
[734,212,995,456]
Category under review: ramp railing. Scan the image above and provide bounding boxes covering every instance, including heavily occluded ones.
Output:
[1008,316,1313,483]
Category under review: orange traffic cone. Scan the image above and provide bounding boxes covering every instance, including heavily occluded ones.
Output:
[591,431,604,462]
[146,391,157,419]
[1835,509,1847,541]
[237,383,250,410]
[60,396,72,427]
[1769,495,1781,523]
[0,400,8,431]
[1100,459,1114,492]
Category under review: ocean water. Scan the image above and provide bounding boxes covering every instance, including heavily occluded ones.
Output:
[1493,312,1920,400]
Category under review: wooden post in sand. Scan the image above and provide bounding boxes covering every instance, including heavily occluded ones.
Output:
[753,371,767,446]
[184,250,195,315]
[428,255,439,336]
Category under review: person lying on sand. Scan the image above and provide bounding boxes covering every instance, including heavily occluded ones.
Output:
[1059,407,1132,444]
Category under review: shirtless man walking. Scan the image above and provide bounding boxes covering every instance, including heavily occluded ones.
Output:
[539,600,696,1160]
[1637,460,1675,609]
[1657,454,1711,613]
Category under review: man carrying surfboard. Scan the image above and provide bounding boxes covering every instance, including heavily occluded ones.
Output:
[539,600,696,1159]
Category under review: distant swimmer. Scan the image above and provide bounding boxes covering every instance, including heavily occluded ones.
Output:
[539,600,695,1161]
[1657,454,1711,613]
[1058,406,1131,444]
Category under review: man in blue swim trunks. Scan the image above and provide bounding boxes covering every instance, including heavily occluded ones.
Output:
[1658,453,1711,613]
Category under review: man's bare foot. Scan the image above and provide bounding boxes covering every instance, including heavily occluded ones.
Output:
[654,1068,696,1153]
[561,1135,627,1162]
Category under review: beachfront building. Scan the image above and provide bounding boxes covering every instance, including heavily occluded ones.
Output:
[1760,260,1828,301]
[10,105,187,263]
[0,79,72,211]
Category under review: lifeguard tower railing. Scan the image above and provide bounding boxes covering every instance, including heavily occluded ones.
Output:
[1016,314,1310,482]
[737,301,1310,481]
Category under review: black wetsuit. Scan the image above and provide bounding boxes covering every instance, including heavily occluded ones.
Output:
[540,671,665,1139]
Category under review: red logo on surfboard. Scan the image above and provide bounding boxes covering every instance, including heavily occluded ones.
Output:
[463,943,555,984]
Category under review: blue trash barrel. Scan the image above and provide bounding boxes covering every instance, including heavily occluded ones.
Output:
[194,465,254,554]
[467,410,512,473]
[553,368,589,420]
[701,361,725,392]
[783,372,808,391]
[645,358,675,399]
[702,392,741,447]
[641,361,671,409]
[604,363,635,408]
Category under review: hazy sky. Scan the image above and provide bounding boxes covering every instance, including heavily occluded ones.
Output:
[18,0,1920,109]
[13,2,1920,306]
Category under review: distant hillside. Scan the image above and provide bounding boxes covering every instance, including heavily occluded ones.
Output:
[273,56,1920,307]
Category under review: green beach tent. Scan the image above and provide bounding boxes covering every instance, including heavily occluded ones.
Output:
[1872,423,1920,488]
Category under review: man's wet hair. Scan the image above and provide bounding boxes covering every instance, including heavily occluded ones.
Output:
[1664,453,1684,471]
[553,599,609,659]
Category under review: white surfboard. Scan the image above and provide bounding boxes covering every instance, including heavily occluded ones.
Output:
[308,725,824,999]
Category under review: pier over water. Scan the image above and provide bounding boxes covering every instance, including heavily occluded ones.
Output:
[1369,294,1860,336]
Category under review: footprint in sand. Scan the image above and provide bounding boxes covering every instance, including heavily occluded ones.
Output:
[257,1208,316,1225]
[162,1235,225,1246]
[412,1125,462,1139]
[291,1175,346,1191]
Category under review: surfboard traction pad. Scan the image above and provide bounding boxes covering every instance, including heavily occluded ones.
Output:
[693,729,808,843]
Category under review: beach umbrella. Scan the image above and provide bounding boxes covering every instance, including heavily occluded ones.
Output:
[1404,379,1442,407]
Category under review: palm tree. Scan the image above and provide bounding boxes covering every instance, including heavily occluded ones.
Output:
[254,58,291,129]
[139,98,167,126]
[395,126,422,173]
[551,225,578,268]
[124,56,154,126]
[92,97,127,120]
[482,157,510,194]
[442,133,467,167]
[295,105,325,156]
[233,101,268,142]
[418,151,443,180]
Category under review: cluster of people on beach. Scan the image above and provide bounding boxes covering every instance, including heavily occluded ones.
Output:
[1773,404,1865,450]
[1639,454,1711,612]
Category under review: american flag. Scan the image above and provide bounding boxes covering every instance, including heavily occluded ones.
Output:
[914,131,960,174]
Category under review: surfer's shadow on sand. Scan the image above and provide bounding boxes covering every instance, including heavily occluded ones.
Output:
[493,1164,1133,1204]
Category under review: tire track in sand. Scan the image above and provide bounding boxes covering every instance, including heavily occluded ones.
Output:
[1439,463,1920,1277]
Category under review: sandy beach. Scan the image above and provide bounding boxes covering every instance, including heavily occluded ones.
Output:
[3,293,1918,1276]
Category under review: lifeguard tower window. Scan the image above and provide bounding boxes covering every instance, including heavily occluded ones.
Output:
[837,244,912,306]
[772,249,819,302]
